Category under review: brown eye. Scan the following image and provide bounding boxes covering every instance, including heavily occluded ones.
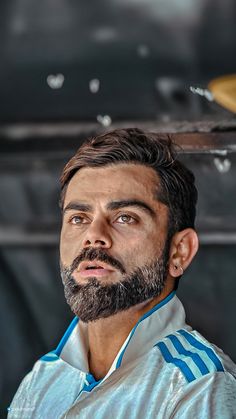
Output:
[116,214,135,224]
[70,216,87,224]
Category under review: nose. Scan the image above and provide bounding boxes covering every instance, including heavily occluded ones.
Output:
[82,218,112,249]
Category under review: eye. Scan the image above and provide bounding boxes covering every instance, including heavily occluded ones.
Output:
[69,215,89,225]
[116,214,136,224]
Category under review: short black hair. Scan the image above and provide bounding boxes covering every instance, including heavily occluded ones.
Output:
[60,128,198,239]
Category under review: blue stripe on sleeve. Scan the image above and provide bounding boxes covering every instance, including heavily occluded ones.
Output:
[167,334,209,375]
[177,329,224,372]
[156,341,196,383]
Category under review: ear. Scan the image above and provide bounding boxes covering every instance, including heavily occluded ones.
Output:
[168,228,199,278]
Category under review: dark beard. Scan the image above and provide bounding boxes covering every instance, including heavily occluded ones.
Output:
[60,245,170,323]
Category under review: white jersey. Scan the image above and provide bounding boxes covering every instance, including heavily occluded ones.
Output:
[8,292,236,418]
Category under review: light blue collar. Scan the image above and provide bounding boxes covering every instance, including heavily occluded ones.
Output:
[57,292,187,377]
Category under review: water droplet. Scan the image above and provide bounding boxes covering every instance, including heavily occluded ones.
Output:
[190,86,213,101]
[161,114,171,123]
[97,115,112,127]
[89,79,100,94]
[137,44,150,58]
[93,27,117,42]
[214,157,231,173]
[47,74,65,89]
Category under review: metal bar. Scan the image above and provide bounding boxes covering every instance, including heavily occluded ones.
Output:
[0,229,235,246]
[1,120,236,138]
[0,122,236,154]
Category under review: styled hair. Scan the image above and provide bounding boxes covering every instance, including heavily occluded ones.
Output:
[60,128,197,238]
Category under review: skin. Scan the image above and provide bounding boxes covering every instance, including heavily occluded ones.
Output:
[60,163,199,380]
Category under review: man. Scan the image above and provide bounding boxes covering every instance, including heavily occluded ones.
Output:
[9,128,236,418]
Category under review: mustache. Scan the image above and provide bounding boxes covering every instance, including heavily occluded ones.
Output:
[68,247,126,275]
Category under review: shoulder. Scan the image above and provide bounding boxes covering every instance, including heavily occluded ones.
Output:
[12,350,69,392]
[152,329,236,417]
[154,328,236,385]
[8,352,66,415]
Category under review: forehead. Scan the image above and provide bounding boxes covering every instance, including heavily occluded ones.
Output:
[64,163,161,206]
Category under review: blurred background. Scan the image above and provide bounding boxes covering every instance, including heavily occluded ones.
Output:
[1,0,236,416]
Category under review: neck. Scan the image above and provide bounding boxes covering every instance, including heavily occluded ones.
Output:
[86,287,173,380]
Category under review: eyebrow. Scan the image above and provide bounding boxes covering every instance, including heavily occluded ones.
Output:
[63,202,93,214]
[63,200,155,217]
[106,200,155,217]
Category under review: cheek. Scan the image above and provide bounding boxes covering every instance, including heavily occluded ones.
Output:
[60,227,83,266]
[121,231,163,271]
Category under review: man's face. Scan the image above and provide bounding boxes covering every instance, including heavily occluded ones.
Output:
[60,163,171,322]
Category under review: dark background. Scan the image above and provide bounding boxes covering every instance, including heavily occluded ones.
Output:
[0,0,236,417]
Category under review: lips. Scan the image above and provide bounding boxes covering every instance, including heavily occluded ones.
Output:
[78,261,114,272]
[76,260,115,278]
